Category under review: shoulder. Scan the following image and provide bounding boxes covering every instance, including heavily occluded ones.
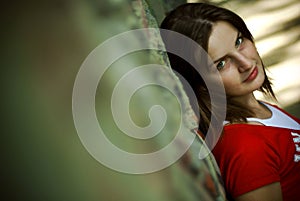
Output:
[216,124,289,154]
[214,125,273,158]
[213,124,283,177]
[262,102,300,123]
[212,124,281,198]
[220,124,272,145]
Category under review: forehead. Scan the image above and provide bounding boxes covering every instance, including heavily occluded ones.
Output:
[207,21,238,60]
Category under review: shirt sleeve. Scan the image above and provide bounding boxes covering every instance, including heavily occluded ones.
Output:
[212,125,281,198]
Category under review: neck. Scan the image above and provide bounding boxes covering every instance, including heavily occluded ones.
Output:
[229,93,271,119]
[230,93,258,107]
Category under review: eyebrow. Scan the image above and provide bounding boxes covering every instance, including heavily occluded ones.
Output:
[213,31,240,64]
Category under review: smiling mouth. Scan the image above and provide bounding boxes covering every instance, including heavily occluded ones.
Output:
[244,66,258,82]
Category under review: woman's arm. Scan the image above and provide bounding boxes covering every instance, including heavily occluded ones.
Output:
[235,182,283,201]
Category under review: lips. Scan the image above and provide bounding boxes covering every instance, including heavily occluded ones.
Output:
[244,66,258,82]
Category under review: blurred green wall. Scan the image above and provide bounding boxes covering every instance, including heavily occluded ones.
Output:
[2,1,224,201]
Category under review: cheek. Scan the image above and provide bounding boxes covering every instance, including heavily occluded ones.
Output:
[221,75,239,92]
[255,67,266,85]
[246,42,260,59]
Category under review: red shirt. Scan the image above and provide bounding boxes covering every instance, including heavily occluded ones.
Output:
[212,109,300,200]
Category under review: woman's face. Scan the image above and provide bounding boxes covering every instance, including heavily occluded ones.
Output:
[207,21,265,98]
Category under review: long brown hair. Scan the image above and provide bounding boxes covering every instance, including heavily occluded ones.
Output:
[160,3,276,135]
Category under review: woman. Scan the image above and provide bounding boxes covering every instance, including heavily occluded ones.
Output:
[160,3,300,201]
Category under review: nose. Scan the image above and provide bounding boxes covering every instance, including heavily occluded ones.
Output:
[233,52,253,72]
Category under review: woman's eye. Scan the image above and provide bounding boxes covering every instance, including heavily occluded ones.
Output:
[235,36,243,48]
[216,60,226,70]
